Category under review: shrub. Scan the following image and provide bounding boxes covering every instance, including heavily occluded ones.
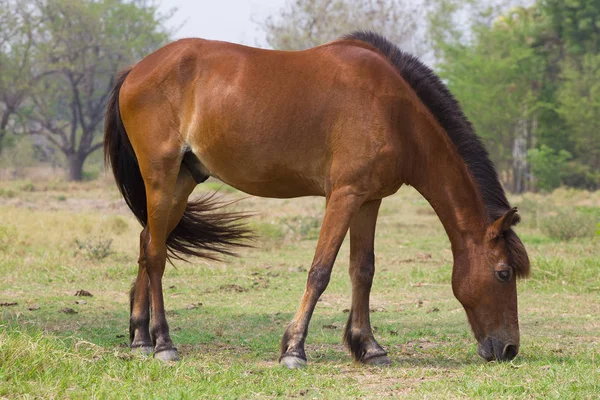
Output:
[20,182,36,192]
[539,208,596,241]
[280,215,322,240]
[253,222,285,241]
[0,188,16,198]
[527,145,572,192]
[0,224,17,252]
[105,216,128,235]
[562,161,600,190]
[74,236,113,260]
[513,194,548,229]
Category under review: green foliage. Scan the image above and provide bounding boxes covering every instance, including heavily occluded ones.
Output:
[0,188,16,198]
[0,0,172,180]
[430,4,547,191]
[541,0,600,56]
[539,207,596,241]
[428,0,600,192]
[253,221,286,242]
[556,53,600,174]
[561,161,600,190]
[527,145,572,191]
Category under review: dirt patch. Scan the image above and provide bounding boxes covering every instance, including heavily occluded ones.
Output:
[219,284,248,293]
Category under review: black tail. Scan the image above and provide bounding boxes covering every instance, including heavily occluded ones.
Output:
[104,68,252,262]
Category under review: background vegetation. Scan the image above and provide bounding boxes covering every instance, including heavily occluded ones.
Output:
[2,0,598,191]
[0,0,170,180]
[1,0,599,398]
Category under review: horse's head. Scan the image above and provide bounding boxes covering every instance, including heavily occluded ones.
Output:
[452,207,530,362]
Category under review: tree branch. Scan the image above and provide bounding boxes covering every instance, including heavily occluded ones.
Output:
[85,141,103,156]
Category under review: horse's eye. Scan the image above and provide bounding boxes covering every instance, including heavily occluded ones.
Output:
[495,269,512,282]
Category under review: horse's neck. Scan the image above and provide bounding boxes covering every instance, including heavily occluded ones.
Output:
[403,116,489,255]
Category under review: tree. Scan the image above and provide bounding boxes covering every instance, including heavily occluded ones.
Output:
[431,4,545,192]
[527,144,571,191]
[3,0,171,180]
[0,0,39,155]
[557,54,600,174]
[259,0,426,56]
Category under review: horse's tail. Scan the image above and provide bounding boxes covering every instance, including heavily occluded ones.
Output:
[104,67,145,225]
[104,67,252,262]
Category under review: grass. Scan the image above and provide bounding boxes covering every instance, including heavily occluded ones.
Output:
[0,179,599,398]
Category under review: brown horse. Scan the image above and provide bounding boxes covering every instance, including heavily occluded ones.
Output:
[104,31,529,368]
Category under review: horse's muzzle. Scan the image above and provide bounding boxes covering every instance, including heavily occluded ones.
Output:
[477,338,519,361]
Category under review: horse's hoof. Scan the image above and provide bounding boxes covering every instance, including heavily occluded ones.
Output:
[154,349,179,362]
[132,346,153,356]
[280,355,307,369]
[363,355,392,366]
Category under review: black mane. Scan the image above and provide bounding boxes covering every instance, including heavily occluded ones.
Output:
[343,31,513,224]
[344,31,530,278]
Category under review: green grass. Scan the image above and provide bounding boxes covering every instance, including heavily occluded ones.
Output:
[0,181,599,398]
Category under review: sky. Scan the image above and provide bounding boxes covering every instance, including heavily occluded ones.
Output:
[158,0,289,47]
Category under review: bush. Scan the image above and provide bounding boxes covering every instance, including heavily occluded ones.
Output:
[0,188,16,198]
[527,145,572,192]
[74,236,113,260]
[539,208,596,241]
[0,224,17,252]
[105,216,128,235]
[561,161,600,190]
[253,222,285,241]
[280,215,322,240]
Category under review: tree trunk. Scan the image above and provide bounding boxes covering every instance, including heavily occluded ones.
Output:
[67,152,85,181]
[0,109,11,157]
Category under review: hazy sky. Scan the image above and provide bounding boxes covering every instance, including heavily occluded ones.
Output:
[159,0,289,47]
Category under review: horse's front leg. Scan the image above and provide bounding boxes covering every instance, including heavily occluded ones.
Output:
[343,199,391,365]
[279,188,365,368]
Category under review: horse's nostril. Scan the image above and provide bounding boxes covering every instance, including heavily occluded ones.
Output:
[502,344,518,361]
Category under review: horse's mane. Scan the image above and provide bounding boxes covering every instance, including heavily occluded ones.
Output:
[343,31,530,278]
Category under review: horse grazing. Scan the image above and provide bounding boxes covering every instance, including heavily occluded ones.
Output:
[104,31,530,367]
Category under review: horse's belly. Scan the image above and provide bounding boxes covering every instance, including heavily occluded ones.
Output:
[223,176,325,199]
[190,137,328,199]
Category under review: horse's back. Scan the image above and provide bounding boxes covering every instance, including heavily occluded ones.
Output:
[119,38,407,199]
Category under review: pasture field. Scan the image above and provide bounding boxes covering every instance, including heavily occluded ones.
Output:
[0,177,599,399]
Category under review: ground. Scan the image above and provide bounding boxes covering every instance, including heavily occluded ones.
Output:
[0,177,599,398]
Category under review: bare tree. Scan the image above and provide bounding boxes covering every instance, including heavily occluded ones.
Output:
[258,0,427,56]
[14,0,170,180]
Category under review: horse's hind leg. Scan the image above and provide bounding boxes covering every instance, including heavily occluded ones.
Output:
[129,158,197,360]
[129,226,152,354]
[343,199,391,365]
[280,188,366,368]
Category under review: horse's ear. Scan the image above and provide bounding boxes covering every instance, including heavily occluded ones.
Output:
[487,207,519,240]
